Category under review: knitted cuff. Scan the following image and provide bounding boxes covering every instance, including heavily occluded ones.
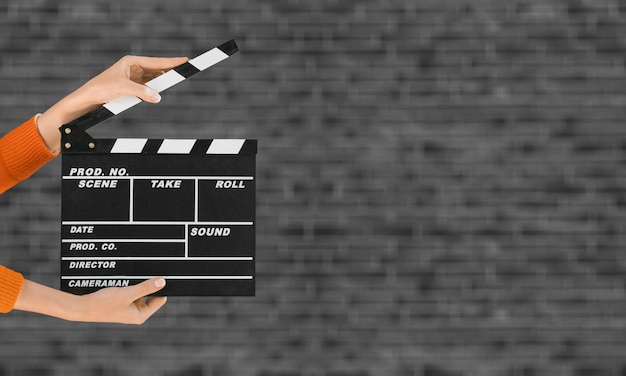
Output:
[0,115,57,182]
[0,265,24,313]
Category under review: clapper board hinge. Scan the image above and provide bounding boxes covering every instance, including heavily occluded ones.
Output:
[60,39,239,153]
[60,107,113,153]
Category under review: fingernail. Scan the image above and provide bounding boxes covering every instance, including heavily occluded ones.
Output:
[154,278,166,288]
[151,92,161,103]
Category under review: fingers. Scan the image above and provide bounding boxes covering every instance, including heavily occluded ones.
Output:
[115,278,168,324]
[121,55,189,71]
[124,278,168,324]
[127,277,167,301]
[142,296,168,317]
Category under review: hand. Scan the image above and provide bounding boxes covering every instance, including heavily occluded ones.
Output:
[73,278,168,324]
[36,55,188,151]
[68,55,189,107]
[14,277,168,324]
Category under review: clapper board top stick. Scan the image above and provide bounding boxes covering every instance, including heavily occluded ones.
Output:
[60,40,256,296]
[60,39,239,152]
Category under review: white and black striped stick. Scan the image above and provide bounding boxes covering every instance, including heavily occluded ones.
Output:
[60,39,239,152]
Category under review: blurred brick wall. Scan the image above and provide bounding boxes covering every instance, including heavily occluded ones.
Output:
[1,0,626,375]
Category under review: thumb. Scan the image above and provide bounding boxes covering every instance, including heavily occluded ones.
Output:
[121,80,162,104]
[127,278,166,300]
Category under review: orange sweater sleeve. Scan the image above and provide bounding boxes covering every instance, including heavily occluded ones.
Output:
[0,116,58,312]
[0,116,58,194]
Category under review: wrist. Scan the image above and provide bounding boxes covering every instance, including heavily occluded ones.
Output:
[14,279,84,322]
[63,294,92,322]
[37,90,97,152]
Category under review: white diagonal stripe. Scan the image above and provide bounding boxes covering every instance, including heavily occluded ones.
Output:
[145,70,186,93]
[206,139,245,154]
[104,95,142,115]
[189,48,229,71]
[157,139,196,154]
[110,138,148,153]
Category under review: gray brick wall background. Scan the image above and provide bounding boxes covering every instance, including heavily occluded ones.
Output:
[0,0,625,374]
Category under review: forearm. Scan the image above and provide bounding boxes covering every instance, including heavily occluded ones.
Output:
[13,279,82,321]
[12,277,167,324]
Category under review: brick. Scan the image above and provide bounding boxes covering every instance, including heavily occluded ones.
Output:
[2,0,626,374]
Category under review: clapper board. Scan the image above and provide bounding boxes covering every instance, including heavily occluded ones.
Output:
[60,40,255,296]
